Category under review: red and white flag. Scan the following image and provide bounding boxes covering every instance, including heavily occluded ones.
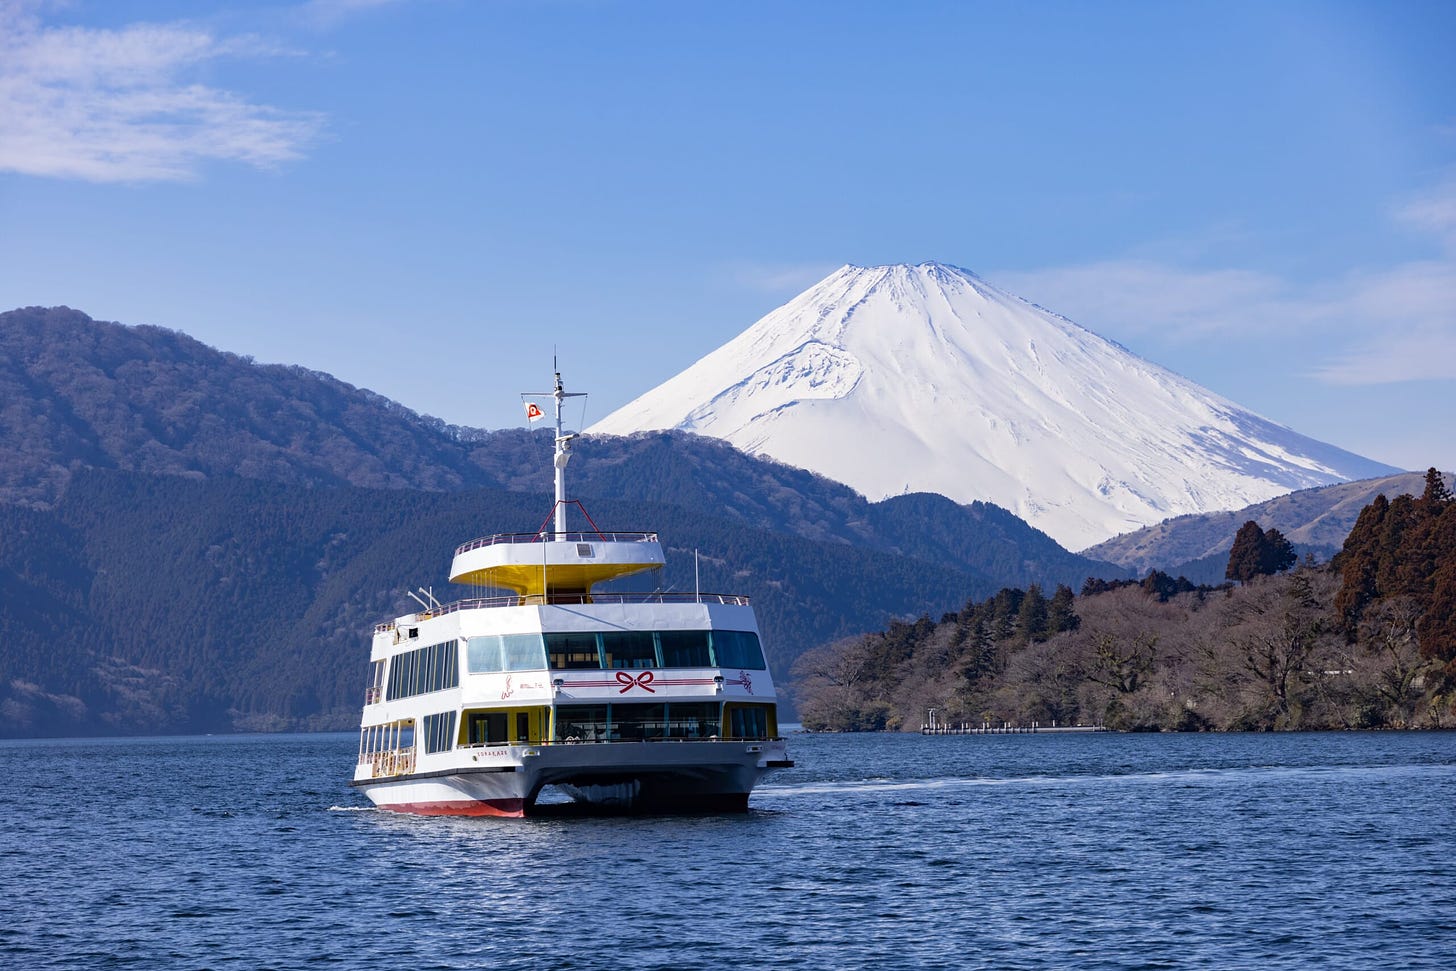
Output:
[524,402,544,422]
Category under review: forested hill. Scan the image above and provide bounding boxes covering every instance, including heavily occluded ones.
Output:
[1083,471,1447,581]
[0,305,491,504]
[0,469,999,737]
[796,471,1456,733]
[0,306,1117,589]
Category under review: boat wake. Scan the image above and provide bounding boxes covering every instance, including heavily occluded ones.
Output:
[753,762,1453,800]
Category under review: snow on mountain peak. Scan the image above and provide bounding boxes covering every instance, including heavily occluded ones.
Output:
[591,262,1398,550]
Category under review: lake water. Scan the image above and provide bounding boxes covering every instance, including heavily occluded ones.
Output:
[3,730,1454,970]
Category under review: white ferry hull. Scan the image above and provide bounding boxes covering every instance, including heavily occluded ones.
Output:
[354,739,790,817]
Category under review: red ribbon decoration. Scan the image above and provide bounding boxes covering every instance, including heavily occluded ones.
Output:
[616,670,656,693]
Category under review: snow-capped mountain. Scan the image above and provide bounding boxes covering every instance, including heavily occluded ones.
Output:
[589,262,1399,550]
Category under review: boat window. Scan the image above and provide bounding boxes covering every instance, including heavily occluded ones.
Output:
[502,633,547,671]
[665,702,720,739]
[546,632,601,669]
[611,703,666,740]
[658,630,711,667]
[467,635,503,673]
[555,704,608,741]
[423,711,456,754]
[465,630,767,672]
[727,704,771,739]
[386,639,460,700]
[467,712,509,746]
[711,630,766,670]
[602,631,657,669]
[469,634,547,673]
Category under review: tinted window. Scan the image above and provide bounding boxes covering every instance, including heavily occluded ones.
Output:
[712,630,766,670]
[556,705,607,740]
[666,702,720,739]
[611,703,665,740]
[546,632,601,669]
[658,630,711,667]
[602,631,657,669]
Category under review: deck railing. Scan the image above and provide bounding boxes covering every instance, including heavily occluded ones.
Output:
[455,531,659,556]
[360,748,415,777]
[458,736,786,747]
[375,591,750,630]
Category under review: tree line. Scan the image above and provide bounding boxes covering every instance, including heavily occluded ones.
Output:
[794,469,1456,732]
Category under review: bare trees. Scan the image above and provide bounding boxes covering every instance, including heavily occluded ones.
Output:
[795,472,1456,732]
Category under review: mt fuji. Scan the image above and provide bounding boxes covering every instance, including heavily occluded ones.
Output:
[589,262,1399,550]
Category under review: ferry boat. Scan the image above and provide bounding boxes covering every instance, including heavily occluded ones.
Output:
[350,372,792,816]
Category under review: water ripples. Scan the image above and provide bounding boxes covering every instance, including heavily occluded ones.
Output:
[3,731,1454,969]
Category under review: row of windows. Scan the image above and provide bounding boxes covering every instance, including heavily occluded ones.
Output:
[465,630,767,674]
[555,702,723,741]
[361,701,776,760]
[422,711,456,755]
[386,639,460,701]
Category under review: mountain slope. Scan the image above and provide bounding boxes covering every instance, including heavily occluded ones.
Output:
[0,470,993,737]
[591,262,1399,550]
[0,306,1116,588]
[1084,470,1454,576]
[0,305,492,506]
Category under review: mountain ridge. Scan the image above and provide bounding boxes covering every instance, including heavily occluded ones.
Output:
[0,305,1116,589]
[1085,470,1456,580]
[0,468,1002,736]
[592,262,1400,549]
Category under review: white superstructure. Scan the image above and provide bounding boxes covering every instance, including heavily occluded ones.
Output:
[351,373,791,816]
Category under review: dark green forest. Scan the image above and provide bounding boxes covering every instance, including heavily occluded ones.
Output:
[0,469,1011,737]
[795,471,1456,732]
[0,305,1128,737]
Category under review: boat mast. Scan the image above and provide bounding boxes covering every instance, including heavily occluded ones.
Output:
[531,367,585,540]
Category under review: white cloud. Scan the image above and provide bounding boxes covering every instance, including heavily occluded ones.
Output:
[988,182,1456,388]
[0,1,323,182]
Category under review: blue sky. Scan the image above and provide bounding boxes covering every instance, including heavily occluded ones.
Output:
[2,0,1453,474]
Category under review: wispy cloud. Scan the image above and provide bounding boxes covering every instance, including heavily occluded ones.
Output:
[989,261,1295,339]
[0,0,323,182]
[989,181,1456,387]
[721,260,844,295]
[298,0,410,29]
[1396,177,1456,247]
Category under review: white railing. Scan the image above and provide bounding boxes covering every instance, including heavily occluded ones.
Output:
[360,748,415,777]
[455,531,659,556]
[412,592,751,616]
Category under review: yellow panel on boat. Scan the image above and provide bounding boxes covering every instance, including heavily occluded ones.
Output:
[452,561,658,596]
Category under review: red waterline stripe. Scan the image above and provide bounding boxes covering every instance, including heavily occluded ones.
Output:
[381,798,526,818]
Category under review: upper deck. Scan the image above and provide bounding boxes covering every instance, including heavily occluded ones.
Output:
[448,531,665,597]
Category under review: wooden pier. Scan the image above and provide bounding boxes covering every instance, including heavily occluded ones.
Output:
[920,709,1106,735]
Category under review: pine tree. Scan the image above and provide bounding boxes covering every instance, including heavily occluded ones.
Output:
[1226,521,1267,583]
[1420,467,1453,508]
[1261,528,1297,575]
[1047,584,1080,634]
[1336,494,1388,629]
[1018,584,1049,642]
